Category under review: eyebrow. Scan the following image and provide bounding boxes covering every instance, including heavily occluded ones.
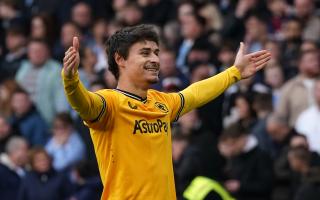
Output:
[139,48,160,53]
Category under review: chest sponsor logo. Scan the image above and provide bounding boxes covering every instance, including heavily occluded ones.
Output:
[133,119,168,134]
[128,101,138,110]
[155,102,169,113]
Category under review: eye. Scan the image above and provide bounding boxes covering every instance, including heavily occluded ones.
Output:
[140,51,149,56]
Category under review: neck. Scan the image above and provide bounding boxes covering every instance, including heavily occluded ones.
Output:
[117,78,149,99]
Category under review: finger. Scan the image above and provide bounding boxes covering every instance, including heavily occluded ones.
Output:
[65,47,73,55]
[66,59,77,71]
[236,42,246,58]
[255,56,271,71]
[248,50,269,58]
[73,37,80,52]
[64,54,76,67]
[63,50,76,63]
[251,52,271,62]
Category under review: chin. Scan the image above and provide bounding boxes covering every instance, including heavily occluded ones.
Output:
[148,78,159,84]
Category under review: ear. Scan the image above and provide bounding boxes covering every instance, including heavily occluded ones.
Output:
[114,53,125,69]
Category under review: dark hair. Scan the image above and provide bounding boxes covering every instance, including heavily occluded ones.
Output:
[54,112,74,126]
[105,24,159,79]
[220,122,248,141]
[288,146,311,164]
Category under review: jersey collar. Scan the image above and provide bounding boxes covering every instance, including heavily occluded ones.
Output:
[114,89,148,103]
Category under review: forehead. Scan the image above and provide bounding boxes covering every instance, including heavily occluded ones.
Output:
[129,40,159,51]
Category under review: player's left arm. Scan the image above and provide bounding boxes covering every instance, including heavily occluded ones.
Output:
[180,42,270,115]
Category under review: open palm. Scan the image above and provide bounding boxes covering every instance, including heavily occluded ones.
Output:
[234,42,271,79]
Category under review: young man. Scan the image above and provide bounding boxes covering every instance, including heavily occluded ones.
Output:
[62,24,270,199]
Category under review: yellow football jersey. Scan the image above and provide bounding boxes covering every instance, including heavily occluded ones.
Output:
[86,89,183,200]
[62,65,241,200]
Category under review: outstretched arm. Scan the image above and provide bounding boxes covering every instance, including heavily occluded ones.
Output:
[62,37,105,122]
[180,42,270,115]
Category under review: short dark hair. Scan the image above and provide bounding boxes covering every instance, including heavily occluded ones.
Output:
[220,122,248,141]
[105,24,159,79]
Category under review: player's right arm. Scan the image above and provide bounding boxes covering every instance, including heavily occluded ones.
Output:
[62,37,105,122]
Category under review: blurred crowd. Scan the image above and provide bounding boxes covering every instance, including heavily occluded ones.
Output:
[0,0,319,200]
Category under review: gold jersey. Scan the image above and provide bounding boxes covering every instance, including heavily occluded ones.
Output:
[88,89,183,199]
[62,66,241,200]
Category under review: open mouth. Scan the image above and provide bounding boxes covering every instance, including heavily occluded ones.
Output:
[144,63,160,73]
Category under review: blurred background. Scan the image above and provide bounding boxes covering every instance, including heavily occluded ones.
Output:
[0,0,319,199]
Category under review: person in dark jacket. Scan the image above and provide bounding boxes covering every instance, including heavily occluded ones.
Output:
[18,146,72,200]
[10,88,49,146]
[69,160,102,200]
[218,122,273,200]
[288,146,320,200]
[0,136,28,200]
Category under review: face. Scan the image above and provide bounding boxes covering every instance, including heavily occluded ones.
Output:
[294,0,313,17]
[61,24,81,48]
[0,117,10,139]
[93,20,108,39]
[266,120,289,141]
[119,40,160,86]
[72,3,91,28]
[11,93,32,116]
[31,17,46,38]
[265,66,284,88]
[6,33,26,52]
[180,15,203,39]
[28,42,49,66]
[52,119,72,136]
[290,136,308,148]
[245,16,266,40]
[299,52,320,77]
[282,20,301,40]
[218,136,247,158]
[235,97,250,119]
[190,65,213,83]
[13,141,28,167]
[159,51,176,77]
[32,152,51,173]
[288,153,304,172]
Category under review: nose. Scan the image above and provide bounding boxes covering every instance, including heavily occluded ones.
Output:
[150,53,159,63]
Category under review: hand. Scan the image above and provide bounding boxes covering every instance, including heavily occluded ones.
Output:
[224,180,240,192]
[234,42,271,79]
[63,37,80,78]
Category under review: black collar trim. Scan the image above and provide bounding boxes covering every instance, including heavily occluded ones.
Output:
[114,89,147,103]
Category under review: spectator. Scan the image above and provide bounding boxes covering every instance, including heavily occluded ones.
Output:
[176,13,208,74]
[30,13,56,46]
[0,79,19,118]
[53,21,82,62]
[69,161,102,200]
[18,147,72,200]
[10,88,49,146]
[153,48,189,91]
[0,115,15,153]
[275,49,320,127]
[172,126,201,200]
[293,0,320,42]
[0,136,28,200]
[218,123,273,200]
[0,25,27,82]
[15,39,69,124]
[295,79,320,154]
[46,112,85,171]
[288,146,320,200]
[71,2,92,36]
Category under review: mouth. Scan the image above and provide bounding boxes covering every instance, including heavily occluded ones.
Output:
[144,63,160,73]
